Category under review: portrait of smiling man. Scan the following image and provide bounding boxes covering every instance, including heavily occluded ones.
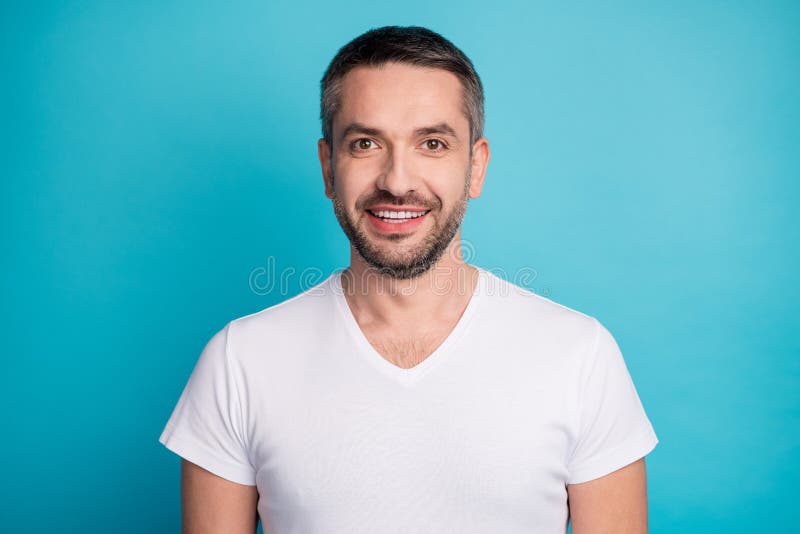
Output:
[159,25,659,534]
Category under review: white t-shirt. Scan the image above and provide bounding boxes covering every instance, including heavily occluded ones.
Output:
[159,266,658,533]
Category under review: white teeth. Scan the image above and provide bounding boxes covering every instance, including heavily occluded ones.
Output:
[371,210,428,219]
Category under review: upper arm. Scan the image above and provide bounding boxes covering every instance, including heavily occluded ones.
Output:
[181,459,260,534]
[567,457,649,534]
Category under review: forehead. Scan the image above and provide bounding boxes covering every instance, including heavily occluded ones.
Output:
[335,63,469,138]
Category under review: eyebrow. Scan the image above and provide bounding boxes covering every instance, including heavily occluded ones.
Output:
[339,122,459,140]
[340,122,383,139]
[414,123,458,139]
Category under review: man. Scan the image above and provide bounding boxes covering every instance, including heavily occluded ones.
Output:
[159,26,658,533]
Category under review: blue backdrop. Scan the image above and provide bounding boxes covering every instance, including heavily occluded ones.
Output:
[2,1,797,532]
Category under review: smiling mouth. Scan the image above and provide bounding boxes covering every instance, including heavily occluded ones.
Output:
[366,209,431,223]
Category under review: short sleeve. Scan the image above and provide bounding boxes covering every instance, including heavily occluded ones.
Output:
[566,318,658,484]
[158,322,256,485]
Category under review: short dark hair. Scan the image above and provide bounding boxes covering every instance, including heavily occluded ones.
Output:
[320,26,484,146]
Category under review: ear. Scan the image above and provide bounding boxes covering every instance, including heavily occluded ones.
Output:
[317,138,334,199]
[468,137,490,199]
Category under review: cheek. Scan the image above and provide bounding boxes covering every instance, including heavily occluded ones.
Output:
[431,162,471,199]
[334,157,383,190]
[331,174,372,214]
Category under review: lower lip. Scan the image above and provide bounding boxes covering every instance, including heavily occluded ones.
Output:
[366,210,430,233]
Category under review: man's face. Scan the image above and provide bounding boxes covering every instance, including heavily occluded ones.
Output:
[320,62,485,280]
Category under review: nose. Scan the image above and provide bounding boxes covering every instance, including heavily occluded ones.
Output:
[376,146,418,198]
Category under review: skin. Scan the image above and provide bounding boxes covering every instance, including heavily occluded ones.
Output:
[180,459,258,534]
[317,63,489,368]
[568,457,650,534]
[181,61,649,532]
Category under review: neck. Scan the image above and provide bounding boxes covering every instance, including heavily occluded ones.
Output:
[340,235,479,328]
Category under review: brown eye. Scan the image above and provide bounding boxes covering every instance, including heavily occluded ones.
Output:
[425,139,445,151]
[357,139,373,150]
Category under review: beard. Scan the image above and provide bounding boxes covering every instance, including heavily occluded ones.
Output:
[331,169,471,280]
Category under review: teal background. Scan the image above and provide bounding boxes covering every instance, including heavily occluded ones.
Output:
[2,1,798,532]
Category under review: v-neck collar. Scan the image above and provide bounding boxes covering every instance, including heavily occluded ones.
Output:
[330,266,488,387]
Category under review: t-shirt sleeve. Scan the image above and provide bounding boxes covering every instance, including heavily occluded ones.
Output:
[566,318,658,485]
[158,322,256,486]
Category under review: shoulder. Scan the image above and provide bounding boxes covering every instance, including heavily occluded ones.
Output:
[224,272,339,358]
[472,271,603,368]
[479,267,598,333]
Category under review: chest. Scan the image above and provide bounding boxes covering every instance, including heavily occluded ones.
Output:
[359,323,457,369]
[250,370,573,533]
[363,331,445,369]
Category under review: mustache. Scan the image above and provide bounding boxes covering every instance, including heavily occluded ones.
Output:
[357,191,440,210]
